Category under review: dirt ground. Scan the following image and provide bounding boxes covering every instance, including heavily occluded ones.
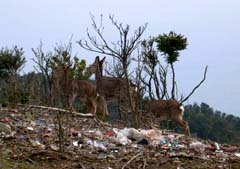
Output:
[0,105,239,169]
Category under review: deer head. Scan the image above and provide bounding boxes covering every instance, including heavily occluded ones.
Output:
[96,56,105,76]
[89,56,129,102]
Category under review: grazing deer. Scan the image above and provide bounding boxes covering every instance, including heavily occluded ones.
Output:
[52,65,109,116]
[146,99,190,136]
[89,56,130,102]
[143,66,209,137]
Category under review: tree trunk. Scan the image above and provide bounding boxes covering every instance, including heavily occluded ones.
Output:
[123,63,139,127]
[170,63,175,100]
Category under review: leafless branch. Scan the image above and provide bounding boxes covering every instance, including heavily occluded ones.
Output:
[158,63,169,99]
[180,66,208,104]
[17,104,94,117]
[122,152,143,169]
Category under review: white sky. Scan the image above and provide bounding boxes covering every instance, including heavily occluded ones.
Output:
[0,0,240,116]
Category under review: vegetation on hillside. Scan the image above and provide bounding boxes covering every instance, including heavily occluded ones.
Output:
[184,103,240,144]
[0,16,239,145]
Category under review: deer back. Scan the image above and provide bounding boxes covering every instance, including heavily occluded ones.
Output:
[146,100,184,120]
[69,79,97,99]
[90,56,129,101]
[97,76,127,98]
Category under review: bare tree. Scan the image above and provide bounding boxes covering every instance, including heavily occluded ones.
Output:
[143,66,208,137]
[139,36,208,135]
[78,15,147,127]
[32,42,53,105]
[140,37,170,100]
[50,43,107,117]
[179,66,208,104]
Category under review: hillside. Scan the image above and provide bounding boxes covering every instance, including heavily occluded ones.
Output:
[183,103,240,144]
[0,105,239,169]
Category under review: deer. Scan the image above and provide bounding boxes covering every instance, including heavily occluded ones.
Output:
[90,56,190,136]
[90,56,207,137]
[145,99,190,136]
[52,64,109,117]
[89,56,131,103]
[144,66,208,137]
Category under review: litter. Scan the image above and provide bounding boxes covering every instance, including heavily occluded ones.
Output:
[0,106,240,168]
[50,144,59,151]
[27,126,34,131]
[0,122,12,135]
[190,141,208,152]
[235,153,240,157]
[87,140,107,150]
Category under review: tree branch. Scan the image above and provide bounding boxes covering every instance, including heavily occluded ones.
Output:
[180,66,208,104]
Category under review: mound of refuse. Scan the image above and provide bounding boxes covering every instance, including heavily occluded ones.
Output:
[0,105,239,169]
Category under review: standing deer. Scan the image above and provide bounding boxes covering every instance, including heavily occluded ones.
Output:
[89,56,130,103]
[90,56,206,137]
[146,99,190,136]
[143,66,208,137]
[52,65,109,116]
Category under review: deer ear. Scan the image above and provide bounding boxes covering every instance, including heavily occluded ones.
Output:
[179,105,184,112]
[101,56,106,63]
[95,56,100,62]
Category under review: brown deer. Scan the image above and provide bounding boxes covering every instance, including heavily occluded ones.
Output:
[90,56,191,136]
[145,66,208,137]
[89,56,130,103]
[146,99,190,136]
[52,65,109,116]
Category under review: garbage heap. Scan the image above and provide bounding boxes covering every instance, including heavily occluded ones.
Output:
[0,106,239,169]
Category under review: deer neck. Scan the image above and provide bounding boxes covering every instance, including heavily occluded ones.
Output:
[94,65,103,85]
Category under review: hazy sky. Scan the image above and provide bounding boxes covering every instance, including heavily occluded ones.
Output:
[1,0,240,116]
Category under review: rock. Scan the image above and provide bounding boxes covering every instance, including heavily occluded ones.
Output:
[50,144,59,151]
[107,154,116,159]
[27,126,34,131]
[235,153,240,157]
[0,122,11,135]
[97,153,107,159]
[30,139,45,149]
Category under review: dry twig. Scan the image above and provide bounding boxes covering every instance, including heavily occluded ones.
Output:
[17,104,94,117]
[122,153,143,169]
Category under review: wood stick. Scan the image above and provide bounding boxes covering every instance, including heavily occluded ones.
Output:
[17,104,94,117]
[122,153,142,169]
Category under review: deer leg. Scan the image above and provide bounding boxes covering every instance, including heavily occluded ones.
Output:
[167,120,173,130]
[175,118,190,137]
[85,99,91,113]
[99,95,109,117]
[68,94,77,112]
[87,98,97,116]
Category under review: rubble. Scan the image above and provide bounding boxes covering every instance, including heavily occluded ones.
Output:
[0,122,12,135]
[0,106,239,169]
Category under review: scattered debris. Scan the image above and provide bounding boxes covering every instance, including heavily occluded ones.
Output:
[0,122,12,135]
[190,141,208,152]
[235,153,240,157]
[0,105,239,168]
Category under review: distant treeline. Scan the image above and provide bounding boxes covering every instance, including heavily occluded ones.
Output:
[1,22,238,144]
[1,71,239,144]
[175,103,240,144]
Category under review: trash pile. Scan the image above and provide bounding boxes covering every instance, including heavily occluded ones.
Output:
[0,106,239,169]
